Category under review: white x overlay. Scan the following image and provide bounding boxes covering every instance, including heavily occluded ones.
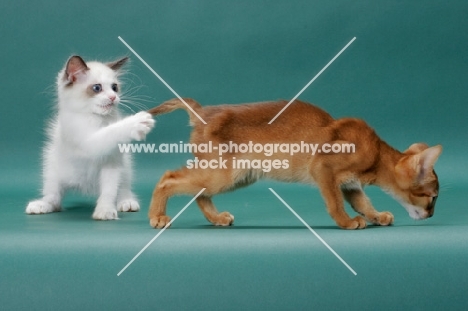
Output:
[117,35,357,277]
[118,36,207,124]
[117,188,206,276]
[269,188,357,275]
[268,37,356,124]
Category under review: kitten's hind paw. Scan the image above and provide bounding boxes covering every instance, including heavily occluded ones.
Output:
[25,200,60,214]
[117,199,140,212]
[93,204,118,220]
[150,216,171,229]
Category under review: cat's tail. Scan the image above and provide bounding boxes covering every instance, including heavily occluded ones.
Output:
[148,98,203,124]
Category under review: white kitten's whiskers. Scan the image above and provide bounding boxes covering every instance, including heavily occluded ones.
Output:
[118,102,137,114]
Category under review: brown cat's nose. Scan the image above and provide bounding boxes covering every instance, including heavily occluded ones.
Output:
[427,208,434,218]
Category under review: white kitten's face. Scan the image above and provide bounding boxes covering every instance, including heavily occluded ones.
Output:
[83,62,121,115]
[57,56,128,116]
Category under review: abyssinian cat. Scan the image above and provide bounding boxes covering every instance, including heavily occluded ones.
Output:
[147,98,441,229]
[26,55,155,220]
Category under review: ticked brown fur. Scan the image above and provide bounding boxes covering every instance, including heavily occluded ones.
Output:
[148,98,442,229]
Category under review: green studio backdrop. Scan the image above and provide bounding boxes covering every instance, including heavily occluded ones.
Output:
[0,1,467,310]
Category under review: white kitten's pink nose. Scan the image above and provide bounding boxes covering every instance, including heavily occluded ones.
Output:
[109,95,116,102]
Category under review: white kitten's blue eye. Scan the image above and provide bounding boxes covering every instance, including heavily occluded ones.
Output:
[111,83,118,92]
[92,84,102,93]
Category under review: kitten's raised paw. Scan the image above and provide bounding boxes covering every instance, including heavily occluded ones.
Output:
[340,216,367,230]
[92,204,118,220]
[213,212,235,226]
[129,111,155,141]
[25,200,60,214]
[150,215,171,229]
[117,199,140,212]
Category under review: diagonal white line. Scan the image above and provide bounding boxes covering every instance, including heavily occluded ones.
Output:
[117,188,206,276]
[268,188,357,276]
[268,37,356,124]
[118,36,207,124]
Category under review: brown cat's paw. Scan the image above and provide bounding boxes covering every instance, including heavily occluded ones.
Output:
[340,216,367,230]
[149,215,172,229]
[377,211,394,226]
[213,212,235,226]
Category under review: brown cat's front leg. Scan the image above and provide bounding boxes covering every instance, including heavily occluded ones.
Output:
[314,173,366,229]
[341,186,394,226]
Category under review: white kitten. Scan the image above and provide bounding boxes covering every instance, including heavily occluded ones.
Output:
[26,55,155,220]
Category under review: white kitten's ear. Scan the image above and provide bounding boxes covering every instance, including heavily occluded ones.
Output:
[65,55,88,84]
[107,57,129,71]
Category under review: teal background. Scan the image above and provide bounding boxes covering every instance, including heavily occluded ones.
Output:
[1,0,467,310]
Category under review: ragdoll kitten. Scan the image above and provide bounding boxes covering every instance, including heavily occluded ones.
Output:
[147,98,441,230]
[26,55,155,220]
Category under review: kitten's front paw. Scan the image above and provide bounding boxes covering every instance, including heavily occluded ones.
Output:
[129,111,155,141]
[213,212,235,226]
[117,199,140,212]
[150,215,171,229]
[25,200,60,214]
[376,211,394,226]
[93,204,119,220]
[339,216,367,230]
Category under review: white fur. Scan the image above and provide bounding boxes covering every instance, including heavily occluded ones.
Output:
[26,57,155,220]
[400,201,427,220]
[383,188,427,220]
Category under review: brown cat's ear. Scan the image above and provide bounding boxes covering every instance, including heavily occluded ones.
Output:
[417,145,442,175]
[404,143,429,155]
[395,145,442,188]
[65,55,89,84]
[107,57,129,71]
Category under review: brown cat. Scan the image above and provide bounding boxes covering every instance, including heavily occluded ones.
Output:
[147,98,441,229]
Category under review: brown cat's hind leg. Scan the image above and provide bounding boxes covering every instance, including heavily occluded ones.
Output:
[148,167,234,228]
[148,168,205,228]
[196,196,234,226]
